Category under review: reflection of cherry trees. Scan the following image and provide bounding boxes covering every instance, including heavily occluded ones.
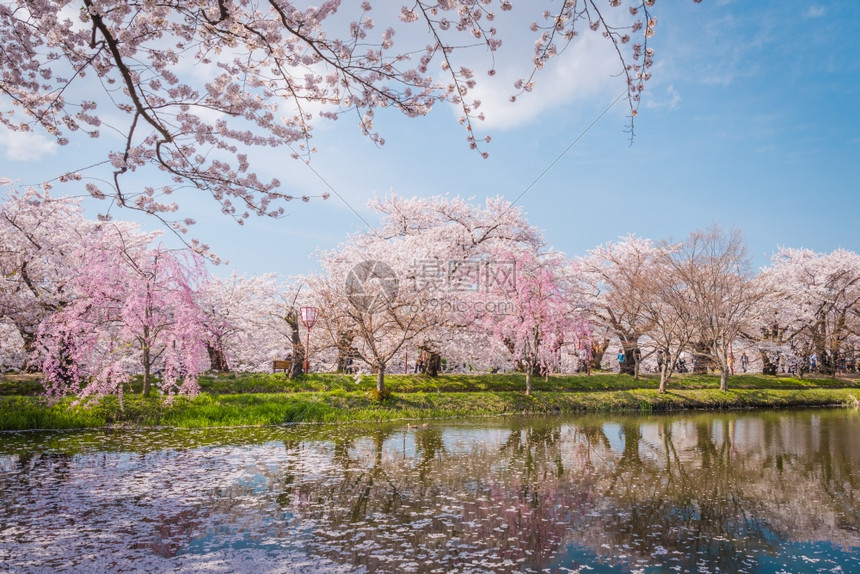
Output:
[260,414,859,572]
[270,421,595,572]
[563,413,860,572]
[261,415,860,572]
[592,418,776,572]
[2,413,859,572]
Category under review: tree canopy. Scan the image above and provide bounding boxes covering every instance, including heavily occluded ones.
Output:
[4,189,858,400]
[1,0,682,233]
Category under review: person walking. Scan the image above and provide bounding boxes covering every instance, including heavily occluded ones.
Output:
[578,346,588,373]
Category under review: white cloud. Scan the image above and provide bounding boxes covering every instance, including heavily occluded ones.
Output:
[666,85,681,109]
[57,3,90,32]
[645,84,681,110]
[462,32,621,131]
[0,128,58,161]
[805,6,826,18]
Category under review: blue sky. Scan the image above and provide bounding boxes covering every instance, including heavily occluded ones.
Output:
[1,1,858,278]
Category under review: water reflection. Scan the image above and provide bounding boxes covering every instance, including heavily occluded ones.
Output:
[0,410,858,573]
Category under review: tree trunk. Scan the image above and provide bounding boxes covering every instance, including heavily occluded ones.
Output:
[759,350,777,375]
[659,366,668,393]
[620,347,636,376]
[590,338,609,371]
[335,331,355,373]
[285,309,304,378]
[820,352,836,377]
[49,330,77,383]
[416,345,442,377]
[693,340,710,374]
[207,343,230,372]
[633,349,642,380]
[289,347,304,378]
[18,328,37,358]
[719,369,728,392]
[424,351,442,376]
[376,364,385,393]
[142,343,151,396]
[525,368,532,396]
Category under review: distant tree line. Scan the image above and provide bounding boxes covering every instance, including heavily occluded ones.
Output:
[2,187,858,398]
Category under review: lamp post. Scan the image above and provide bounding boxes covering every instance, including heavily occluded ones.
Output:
[300,306,318,374]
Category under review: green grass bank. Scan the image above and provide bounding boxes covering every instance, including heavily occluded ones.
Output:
[2,372,859,431]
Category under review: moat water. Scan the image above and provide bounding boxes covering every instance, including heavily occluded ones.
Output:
[1,409,858,573]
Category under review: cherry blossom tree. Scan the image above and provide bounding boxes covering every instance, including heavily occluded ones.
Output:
[0,184,87,352]
[309,194,547,389]
[638,244,698,393]
[662,227,764,392]
[575,234,659,377]
[0,182,156,362]
[196,272,284,372]
[756,247,860,378]
[369,193,544,373]
[0,1,684,232]
[311,235,435,394]
[486,247,580,394]
[37,237,209,400]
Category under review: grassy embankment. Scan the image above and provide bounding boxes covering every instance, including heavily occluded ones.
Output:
[1,371,859,431]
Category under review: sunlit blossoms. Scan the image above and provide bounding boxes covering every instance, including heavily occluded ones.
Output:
[0,0,688,237]
[2,183,858,401]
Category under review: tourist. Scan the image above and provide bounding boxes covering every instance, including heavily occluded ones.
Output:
[578,346,588,373]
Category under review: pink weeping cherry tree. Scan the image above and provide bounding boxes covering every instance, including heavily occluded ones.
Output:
[0,181,158,363]
[485,246,583,395]
[37,234,209,400]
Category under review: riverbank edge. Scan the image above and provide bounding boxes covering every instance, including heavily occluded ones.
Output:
[2,388,859,431]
